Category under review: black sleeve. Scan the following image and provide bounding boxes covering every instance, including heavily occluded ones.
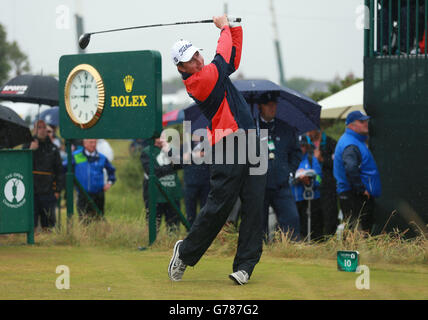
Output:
[53,148,64,192]
[140,149,178,178]
[342,145,365,194]
[321,136,337,170]
[288,132,302,175]
[140,149,151,175]
[166,145,184,170]
[22,136,36,149]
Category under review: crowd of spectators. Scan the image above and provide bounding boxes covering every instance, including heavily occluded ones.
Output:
[24,109,379,242]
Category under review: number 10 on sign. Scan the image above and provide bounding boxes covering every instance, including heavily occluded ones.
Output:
[337,251,359,272]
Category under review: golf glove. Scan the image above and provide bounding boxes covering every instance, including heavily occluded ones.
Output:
[157,151,171,166]
[228,15,241,28]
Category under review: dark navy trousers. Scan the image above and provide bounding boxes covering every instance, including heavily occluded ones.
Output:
[179,161,266,277]
[262,186,301,241]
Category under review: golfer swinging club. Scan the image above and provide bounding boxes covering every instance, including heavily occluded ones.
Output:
[168,14,267,285]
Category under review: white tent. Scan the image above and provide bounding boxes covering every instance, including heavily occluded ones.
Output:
[318,81,364,119]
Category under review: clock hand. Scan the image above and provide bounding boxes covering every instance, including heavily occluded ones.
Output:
[71,94,89,99]
[83,74,87,102]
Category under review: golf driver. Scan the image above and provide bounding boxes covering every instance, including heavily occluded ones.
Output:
[79,18,242,49]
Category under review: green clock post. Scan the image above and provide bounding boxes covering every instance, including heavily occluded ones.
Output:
[59,50,170,244]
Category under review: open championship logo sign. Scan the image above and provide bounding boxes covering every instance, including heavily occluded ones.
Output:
[3,173,26,208]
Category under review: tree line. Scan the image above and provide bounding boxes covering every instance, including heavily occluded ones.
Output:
[0,23,30,86]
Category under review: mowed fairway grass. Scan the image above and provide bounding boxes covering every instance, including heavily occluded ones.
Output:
[0,245,427,300]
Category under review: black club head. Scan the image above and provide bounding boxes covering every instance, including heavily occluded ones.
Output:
[78,33,91,49]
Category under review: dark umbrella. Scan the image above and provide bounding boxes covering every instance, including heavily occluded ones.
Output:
[0,105,33,149]
[0,74,59,106]
[39,106,59,127]
[233,79,321,134]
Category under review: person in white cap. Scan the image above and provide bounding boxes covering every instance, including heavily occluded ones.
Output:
[168,14,267,285]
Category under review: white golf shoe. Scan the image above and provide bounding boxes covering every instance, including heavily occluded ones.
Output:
[229,270,249,285]
[168,240,187,281]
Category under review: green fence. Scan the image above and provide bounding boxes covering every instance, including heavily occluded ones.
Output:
[365,0,428,57]
[364,1,428,236]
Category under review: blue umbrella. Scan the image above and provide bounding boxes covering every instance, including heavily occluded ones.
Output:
[233,79,321,134]
[39,106,59,127]
[180,79,320,135]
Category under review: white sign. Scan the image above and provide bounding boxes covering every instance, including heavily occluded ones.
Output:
[3,173,26,208]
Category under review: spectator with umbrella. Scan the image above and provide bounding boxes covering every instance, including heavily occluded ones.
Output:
[23,119,63,231]
[232,79,321,241]
[256,91,302,241]
[1,74,62,231]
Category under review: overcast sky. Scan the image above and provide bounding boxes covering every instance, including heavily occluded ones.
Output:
[0,0,364,84]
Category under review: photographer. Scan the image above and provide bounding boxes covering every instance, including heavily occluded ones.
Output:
[292,136,323,241]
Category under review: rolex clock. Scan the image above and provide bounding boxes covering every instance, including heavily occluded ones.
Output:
[64,64,105,128]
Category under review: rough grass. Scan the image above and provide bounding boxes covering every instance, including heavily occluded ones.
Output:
[267,228,428,265]
[2,217,427,268]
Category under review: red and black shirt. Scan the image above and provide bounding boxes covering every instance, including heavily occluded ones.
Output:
[181,26,255,145]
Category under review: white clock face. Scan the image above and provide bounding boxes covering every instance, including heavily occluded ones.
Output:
[68,70,100,125]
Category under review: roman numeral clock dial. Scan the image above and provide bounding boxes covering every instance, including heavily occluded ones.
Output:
[64,64,105,128]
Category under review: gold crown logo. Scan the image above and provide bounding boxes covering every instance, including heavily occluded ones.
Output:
[123,75,134,93]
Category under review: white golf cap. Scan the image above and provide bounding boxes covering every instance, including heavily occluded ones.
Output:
[171,39,201,65]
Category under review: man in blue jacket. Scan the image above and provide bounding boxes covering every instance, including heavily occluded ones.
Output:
[333,111,381,232]
[258,92,302,241]
[67,139,116,221]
